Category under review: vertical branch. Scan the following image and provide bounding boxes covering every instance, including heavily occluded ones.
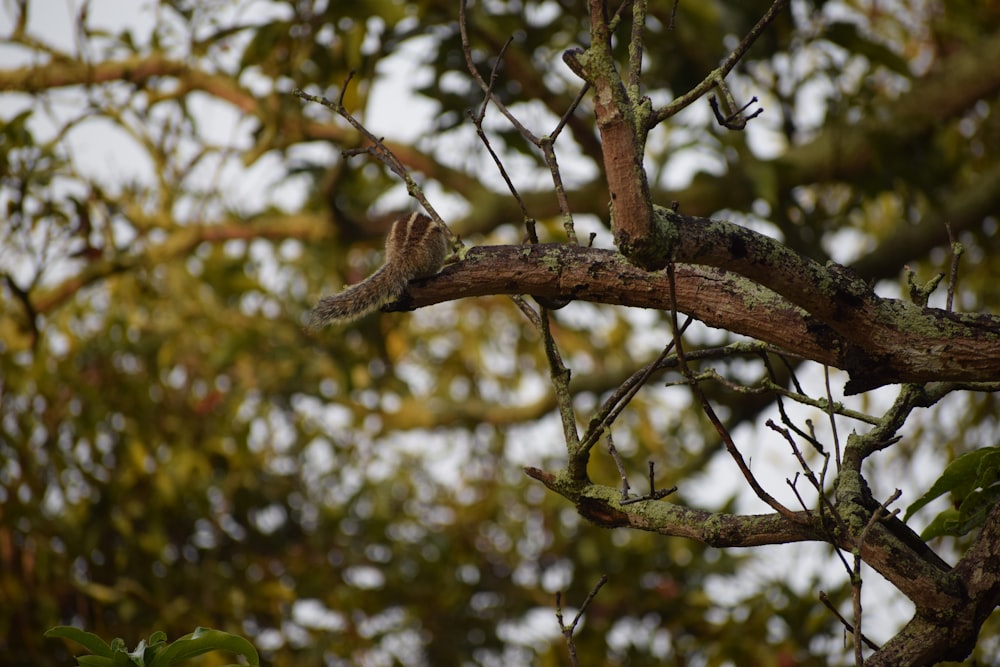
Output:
[824,365,842,470]
[563,0,656,268]
[461,0,588,241]
[945,222,963,313]
[627,0,646,95]
[556,574,609,666]
[512,297,585,479]
[853,491,902,664]
[540,309,585,479]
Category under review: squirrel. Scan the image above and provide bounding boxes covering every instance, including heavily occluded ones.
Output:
[308,212,451,328]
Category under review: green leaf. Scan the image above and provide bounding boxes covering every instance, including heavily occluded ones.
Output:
[76,657,116,667]
[904,446,1000,522]
[148,628,259,667]
[44,626,115,658]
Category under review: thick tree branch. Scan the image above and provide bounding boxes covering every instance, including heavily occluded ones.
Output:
[562,4,657,269]
[400,240,1000,390]
[867,503,1000,666]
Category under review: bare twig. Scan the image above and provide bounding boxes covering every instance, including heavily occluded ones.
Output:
[667,264,804,524]
[459,0,539,143]
[824,365,843,469]
[619,459,676,504]
[293,82,447,232]
[650,0,790,127]
[786,473,809,512]
[557,575,609,667]
[852,490,902,664]
[945,222,964,312]
[819,591,880,652]
[709,87,763,130]
[464,36,531,220]
[668,0,680,30]
[579,320,693,454]
[607,435,632,502]
[460,0,583,240]
[767,419,825,496]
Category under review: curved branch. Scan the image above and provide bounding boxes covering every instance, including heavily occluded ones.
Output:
[399,240,1000,390]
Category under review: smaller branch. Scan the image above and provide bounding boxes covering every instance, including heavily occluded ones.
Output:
[511,294,543,329]
[819,591,880,652]
[767,420,824,497]
[668,0,680,30]
[606,0,635,34]
[667,264,803,524]
[607,436,632,502]
[852,490,902,665]
[539,137,578,242]
[904,265,943,307]
[709,87,763,130]
[580,323,692,454]
[556,575,609,667]
[608,436,677,505]
[459,0,540,143]
[786,473,808,512]
[768,419,845,546]
[824,365,842,470]
[620,459,676,504]
[627,0,647,94]
[551,81,591,141]
[464,36,531,221]
[945,222,964,313]
[460,0,581,241]
[293,83,446,232]
[650,0,790,127]
[530,303,584,479]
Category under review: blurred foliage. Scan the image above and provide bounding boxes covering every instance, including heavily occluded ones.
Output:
[1,0,999,665]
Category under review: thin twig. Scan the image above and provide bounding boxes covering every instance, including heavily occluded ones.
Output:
[824,365,842,469]
[579,320,693,454]
[650,0,790,127]
[459,0,539,142]
[852,490,902,664]
[666,264,803,524]
[557,575,609,667]
[293,82,446,231]
[464,35,530,219]
[668,0,680,30]
[945,222,963,313]
[818,591,880,652]
[460,0,583,239]
[608,435,632,502]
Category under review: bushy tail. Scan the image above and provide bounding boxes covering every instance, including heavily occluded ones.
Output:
[307,264,406,329]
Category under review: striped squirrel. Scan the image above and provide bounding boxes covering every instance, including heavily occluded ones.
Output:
[308,212,450,328]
